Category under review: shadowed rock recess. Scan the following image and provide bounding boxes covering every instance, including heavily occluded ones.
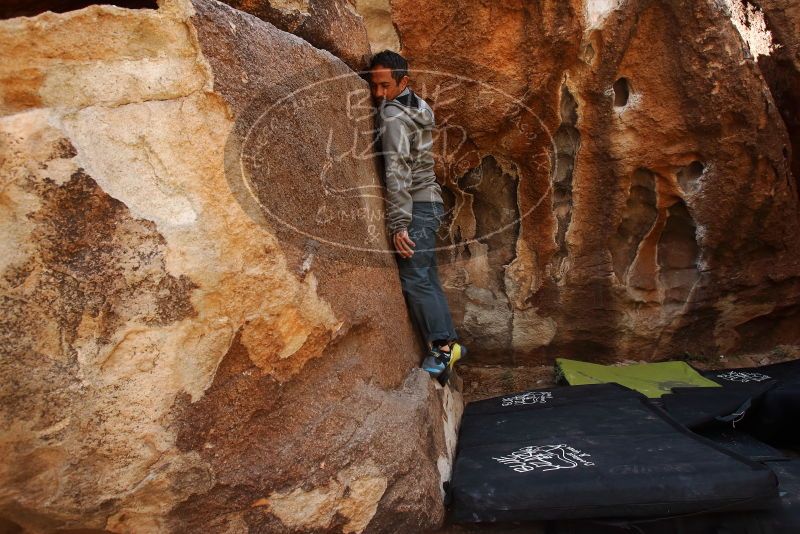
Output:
[0,0,460,532]
[2,0,800,532]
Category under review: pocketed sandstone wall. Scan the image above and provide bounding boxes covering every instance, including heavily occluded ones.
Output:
[386,0,800,364]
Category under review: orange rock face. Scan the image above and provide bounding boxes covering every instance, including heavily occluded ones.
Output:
[753,0,800,195]
[387,0,800,364]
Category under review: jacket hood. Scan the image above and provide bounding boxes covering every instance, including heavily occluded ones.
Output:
[381,88,434,128]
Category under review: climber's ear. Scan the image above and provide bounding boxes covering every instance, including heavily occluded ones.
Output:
[398,75,410,91]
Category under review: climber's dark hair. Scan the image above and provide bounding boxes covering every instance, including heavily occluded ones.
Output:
[368,50,408,84]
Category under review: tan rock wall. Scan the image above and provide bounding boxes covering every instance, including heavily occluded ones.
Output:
[353,0,399,53]
[0,1,460,531]
[220,0,371,71]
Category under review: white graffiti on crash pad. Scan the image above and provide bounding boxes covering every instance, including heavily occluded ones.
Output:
[493,444,594,473]
[501,391,553,407]
[716,371,771,383]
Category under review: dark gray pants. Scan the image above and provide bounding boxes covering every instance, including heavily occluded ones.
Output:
[396,201,458,347]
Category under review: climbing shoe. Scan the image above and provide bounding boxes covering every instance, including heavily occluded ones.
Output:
[422,349,448,377]
[435,343,467,386]
[445,342,466,370]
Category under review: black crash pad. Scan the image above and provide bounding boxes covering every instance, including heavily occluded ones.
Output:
[660,381,776,429]
[703,359,800,386]
[702,359,800,447]
[450,383,778,523]
[659,384,786,461]
[695,425,786,462]
[552,459,800,533]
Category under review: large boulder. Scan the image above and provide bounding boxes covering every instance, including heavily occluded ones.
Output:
[220,0,371,71]
[0,0,461,532]
[388,0,800,364]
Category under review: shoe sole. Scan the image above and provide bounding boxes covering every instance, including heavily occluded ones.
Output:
[422,355,446,376]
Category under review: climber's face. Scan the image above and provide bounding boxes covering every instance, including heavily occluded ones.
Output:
[369,66,409,105]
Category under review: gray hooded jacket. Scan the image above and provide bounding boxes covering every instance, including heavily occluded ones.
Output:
[378,87,443,234]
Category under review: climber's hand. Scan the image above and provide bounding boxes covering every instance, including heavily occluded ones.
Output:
[393,229,415,258]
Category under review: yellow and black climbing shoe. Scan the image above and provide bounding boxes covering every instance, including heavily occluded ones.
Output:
[436,343,467,386]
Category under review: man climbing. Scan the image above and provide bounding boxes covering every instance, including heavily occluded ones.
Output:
[368,50,467,383]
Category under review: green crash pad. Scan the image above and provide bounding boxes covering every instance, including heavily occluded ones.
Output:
[555,358,721,398]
